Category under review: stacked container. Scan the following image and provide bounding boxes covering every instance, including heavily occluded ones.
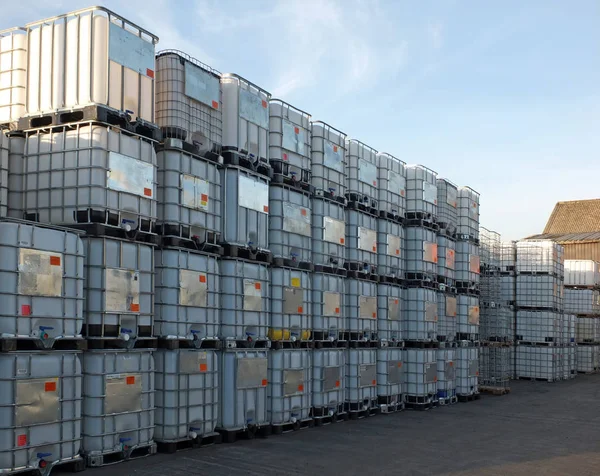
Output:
[0,27,27,127]
[0,131,8,217]
[436,348,456,404]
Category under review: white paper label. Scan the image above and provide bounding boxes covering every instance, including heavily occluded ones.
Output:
[238,174,269,214]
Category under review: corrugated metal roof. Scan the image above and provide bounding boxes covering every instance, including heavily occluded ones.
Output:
[543,199,600,234]
[524,231,600,243]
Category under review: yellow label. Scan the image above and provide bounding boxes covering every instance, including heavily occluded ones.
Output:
[291,277,301,288]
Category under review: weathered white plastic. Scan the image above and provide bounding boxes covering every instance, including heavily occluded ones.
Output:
[516,241,564,277]
[312,272,345,341]
[377,152,406,218]
[403,348,437,398]
[560,346,570,380]
[221,74,270,163]
[22,124,157,231]
[269,100,311,174]
[577,345,599,373]
[26,7,157,123]
[0,219,84,346]
[154,249,219,342]
[0,131,9,217]
[500,275,515,306]
[6,134,24,218]
[377,283,402,343]
[456,186,479,239]
[436,348,456,400]
[82,350,154,462]
[565,260,600,287]
[456,347,479,396]
[221,166,269,250]
[156,145,221,241]
[568,314,576,344]
[310,121,346,198]
[516,345,560,381]
[569,345,577,377]
[437,235,455,286]
[155,50,222,154]
[82,237,154,341]
[154,349,218,442]
[457,295,479,336]
[312,349,345,414]
[0,28,26,124]
[345,139,378,206]
[268,349,311,425]
[346,349,377,408]
[436,178,458,229]
[219,349,268,431]
[564,289,600,315]
[269,185,311,263]
[500,241,516,273]
[576,317,600,343]
[405,226,438,277]
[0,351,81,474]
[376,347,403,402]
[269,268,311,342]
[404,288,437,341]
[479,346,511,387]
[346,278,378,340]
[377,218,403,278]
[455,240,480,283]
[345,209,378,273]
[516,275,563,310]
[437,292,456,342]
[405,165,437,218]
[311,197,345,269]
[220,259,269,344]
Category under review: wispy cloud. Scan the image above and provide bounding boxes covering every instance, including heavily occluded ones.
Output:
[427,22,444,49]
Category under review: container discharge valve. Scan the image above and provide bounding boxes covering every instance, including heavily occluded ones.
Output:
[290,171,298,182]
[119,437,132,452]
[119,328,132,342]
[37,452,52,470]
[120,218,135,232]
[189,427,202,439]
[39,326,54,340]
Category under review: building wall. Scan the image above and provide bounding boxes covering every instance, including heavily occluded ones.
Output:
[563,242,600,262]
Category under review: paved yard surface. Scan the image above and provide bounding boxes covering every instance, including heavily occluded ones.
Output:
[64,375,600,476]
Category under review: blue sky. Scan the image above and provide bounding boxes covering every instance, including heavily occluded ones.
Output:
[4,0,599,240]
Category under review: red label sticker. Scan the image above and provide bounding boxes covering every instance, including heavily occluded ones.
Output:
[297,306,303,314]
[400,190,405,196]
[395,249,400,255]
[261,379,267,386]
[372,312,376,318]
[212,100,219,109]
[372,245,377,252]
[340,238,345,244]
[263,205,269,213]
[17,435,26,447]
[50,256,61,266]
[397,362,402,367]
[126,376,135,385]
[261,100,267,108]
[294,127,299,134]
[201,193,208,202]
[434,376,438,382]
[333,146,338,153]
[283,153,288,161]
[371,379,376,385]
[335,307,340,314]
[394,299,399,304]
[255,282,261,290]
[199,363,208,372]
[449,361,454,367]
[45,381,56,392]
[146,69,155,79]
[373,181,377,186]
[144,188,152,197]
[21,305,31,316]
[335,380,340,387]
[301,209,307,216]
[434,199,438,205]
[199,275,207,283]
[297,384,304,392]
[130,303,140,312]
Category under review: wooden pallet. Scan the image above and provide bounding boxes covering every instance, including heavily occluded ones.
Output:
[479,386,511,396]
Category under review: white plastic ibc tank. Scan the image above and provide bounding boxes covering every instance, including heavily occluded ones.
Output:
[405,165,437,219]
[82,237,154,343]
[377,218,403,279]
[345,209,378,273]
[576,317,599,343]
[516,310,561,344]
[437,235,456,286]
[345,139,378,207]
[219,349,268,431]
[268,349,311,425]
[154,249,219,343]
[6,134,24,218]
[500,275,515,306]
[82,349,154,464]
[404,288,437,342]
[312,349,345,416]
[565,260,600,287]
[577,345,599,373]
[516,275,563,310]
[220,259,269,345]
[310,121,346,199]
[154,349,218,442]
[345,278,378,341]
[0,219,84,346]
[269,100,311,181]
[377,152,406,219]
[435,178,458,231]
[0,132,8,217]
[312,273,345,342]
[376,347,403,404]
[569,345,577,377]
[403,348,437,399]
[457,295,479,337]
[221,73,270,165]
[565,287,596,315]
[269,268,311,342]
[456,347,479,395]
[405,226,438,279]
[437,293,457,342]
[457,187,480,240]
[269,185,312,264]
[26,8,157,123]
[346,348,377,409]
[516,345,559,381]
[0,351,81,474]
[562,314,575,345]
[311,197,345,270]
[221,167,269,251]
[377,283,402,344]
[436,348,456,402]
[455,240,480,283]
[22,123,157,232]
[156,144,221,243]
[155,50,222,156]
[0,28,27,124]
[500,241,516,273]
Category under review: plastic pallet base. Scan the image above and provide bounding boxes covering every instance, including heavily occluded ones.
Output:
[457,393,481,403]
[271,257,314,271]
[270,340,314,350]
[313,189,347,205]
[404,218,439,231]
[85,443,157,467]
[222,339,271,349]
[437,396,458,405]
[221,244,272,264]
[217,425,271,444]
[85,338,158,350]
[378,210,404,224]
[404,341,439,349]
[313,265,347,277]
[345,195,378,212]
[159,235,223,256]
[312,412,349,426]
[156,338,221,350]
[156,136,223,165]
[156,433,221,454]
[222,149,272,178]
[479,386,511,396]
[10,456,85,476]
[345,407,380,420]
[379,275,404,285]
[0,338,87,352]
[313,339,349,349]
[270,172,314,194]
[405,400,436,411]
[270,418,314,435]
